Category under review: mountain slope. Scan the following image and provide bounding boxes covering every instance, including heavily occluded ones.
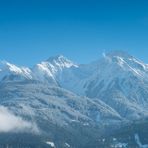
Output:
[83,51,148,119]
[0,51,148,121]
[0,81,121,128]
[0,51,148,147]
[0,80,122,147]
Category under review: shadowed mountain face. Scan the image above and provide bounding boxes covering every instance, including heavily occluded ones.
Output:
[0,51,148,147]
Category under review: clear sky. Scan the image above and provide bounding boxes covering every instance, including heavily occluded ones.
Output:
[0,0,148,66]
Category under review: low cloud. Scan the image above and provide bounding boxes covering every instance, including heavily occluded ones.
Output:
[0,106,39,133]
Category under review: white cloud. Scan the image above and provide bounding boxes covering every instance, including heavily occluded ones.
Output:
[0,106,39,133]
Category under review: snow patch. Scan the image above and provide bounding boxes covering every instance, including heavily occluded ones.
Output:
[65,143,70,147]
[46,141,55,147]
[113,142,128,148]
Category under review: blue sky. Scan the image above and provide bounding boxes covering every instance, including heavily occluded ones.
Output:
[0,0,148,66]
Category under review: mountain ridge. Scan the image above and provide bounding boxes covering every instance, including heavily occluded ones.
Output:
[0,50,148,147]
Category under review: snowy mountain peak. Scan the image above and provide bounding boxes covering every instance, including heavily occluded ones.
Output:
[104,51,133,59]
[102,51,148,72]
[46,55,78,68]
[0,61,23,74]
[47,55,65,61]
[0,61,32,81]
[31,55,78,85]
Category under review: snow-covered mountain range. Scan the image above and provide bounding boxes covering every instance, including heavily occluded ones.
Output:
[0,51,148,147]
